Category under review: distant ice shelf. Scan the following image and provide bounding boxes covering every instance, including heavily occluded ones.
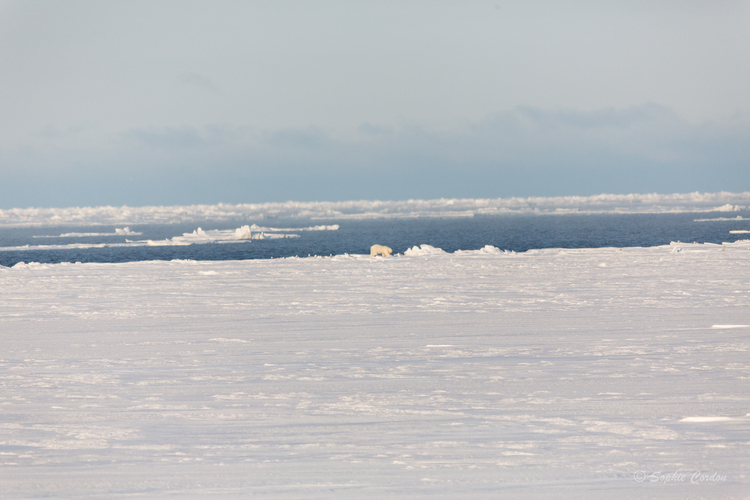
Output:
[1,191,748,226]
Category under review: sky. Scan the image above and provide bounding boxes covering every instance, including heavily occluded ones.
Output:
[1,0,749,209]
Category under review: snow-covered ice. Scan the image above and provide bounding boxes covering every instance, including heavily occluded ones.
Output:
[32,227,143,238]
[1,191,749,227]
[0,224,340,253]
[142,225,302,247]
[1,241,749,498]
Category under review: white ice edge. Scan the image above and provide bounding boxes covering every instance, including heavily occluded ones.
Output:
[679,417,734,423]
[6,239,750,268]
[1,191,749,227]
[30,224,335,240]
[0,225,310,251]
[695,216,746,222]
[33,227,143,238]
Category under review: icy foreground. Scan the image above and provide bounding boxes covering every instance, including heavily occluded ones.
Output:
[1,243,749,499]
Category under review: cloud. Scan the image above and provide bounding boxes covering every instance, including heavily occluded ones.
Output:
[1,105,749,208]
[125,127,227,150]
[180,73,217,92]
[265,127,328,150]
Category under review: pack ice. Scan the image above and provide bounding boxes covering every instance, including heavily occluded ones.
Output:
[1,241,749,499]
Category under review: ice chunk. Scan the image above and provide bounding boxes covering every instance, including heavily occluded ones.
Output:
[709,204,744,212]
[234,225,253,239]
[11,261,48,270]
[404,244,447,256]
[454,245,508,256]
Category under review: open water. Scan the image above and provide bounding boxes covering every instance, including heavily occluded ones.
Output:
[1,212,749,267]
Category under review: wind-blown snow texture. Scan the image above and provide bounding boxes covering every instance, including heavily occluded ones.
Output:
[1,242,749,498]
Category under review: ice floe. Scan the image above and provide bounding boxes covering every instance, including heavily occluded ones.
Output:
[0,224,309,252]
[695,215,746,222]
[2,191,749,226]
[33,227,143,238]
[679,417,734,423]
[1,240,749,498]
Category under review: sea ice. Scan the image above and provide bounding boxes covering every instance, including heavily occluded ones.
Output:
[1,192,749,226]
[1,241,748,498]
[404,244,447,256]
[0,224,306,252]
[33,227,143,238]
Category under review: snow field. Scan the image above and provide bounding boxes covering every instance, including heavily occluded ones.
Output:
[1,242,749,498]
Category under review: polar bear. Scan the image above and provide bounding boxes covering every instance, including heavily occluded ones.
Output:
[370,244,392,257]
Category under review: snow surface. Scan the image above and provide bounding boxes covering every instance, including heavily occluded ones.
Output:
[1,242,749,498]
[2,191,749,226]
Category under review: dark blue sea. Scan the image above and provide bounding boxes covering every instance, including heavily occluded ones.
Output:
[1,212,749,267]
